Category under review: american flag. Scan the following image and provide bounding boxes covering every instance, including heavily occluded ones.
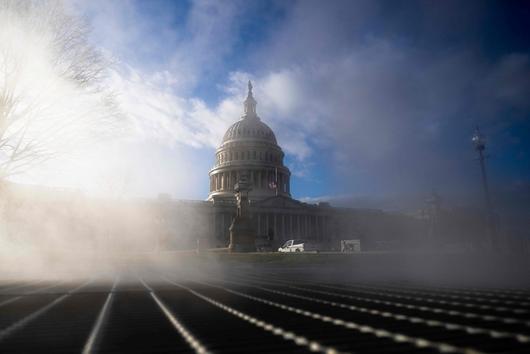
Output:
[269,167,278,195]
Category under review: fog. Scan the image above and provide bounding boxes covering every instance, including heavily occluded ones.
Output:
[0,179,528,288]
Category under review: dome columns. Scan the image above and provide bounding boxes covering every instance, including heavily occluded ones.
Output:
[209,166,291,199]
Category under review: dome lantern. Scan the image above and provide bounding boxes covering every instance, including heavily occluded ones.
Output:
[243,80,257,118]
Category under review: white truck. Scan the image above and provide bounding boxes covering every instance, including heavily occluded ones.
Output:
[278,239,319,253]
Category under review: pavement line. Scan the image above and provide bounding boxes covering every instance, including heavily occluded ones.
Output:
[162,276,344,354]
[241,273,529,315]
[0,281,66,309]
[0,280,45,294]
[242,281,530,328]
[268,274,530,307]
[200,279,485,354]
[226,278,530,344]
[312,283,530,315]
[236,274,530,330]
[262,272,530,300]
[336,282,530,306]
[264,272,530,306]
[82,277,119,354]
[362,282,530,301]
[0,296,22,308]
[139,277,210,354]
[0,280,92,343]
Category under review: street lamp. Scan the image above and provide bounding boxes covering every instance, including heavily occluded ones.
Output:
[472,127,497,249]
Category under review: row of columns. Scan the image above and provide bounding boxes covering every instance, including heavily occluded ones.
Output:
[213,211,329,245]
[217,150,281,165]
[213,212,230,244]
[210,169,290,194]
[255,213,328,242]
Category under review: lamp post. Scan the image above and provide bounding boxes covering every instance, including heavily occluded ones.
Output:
[472,127,497,250]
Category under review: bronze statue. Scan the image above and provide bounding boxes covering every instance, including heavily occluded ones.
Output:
[228,173,256,252]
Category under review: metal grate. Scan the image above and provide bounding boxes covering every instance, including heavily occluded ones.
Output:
[0,270,529,353]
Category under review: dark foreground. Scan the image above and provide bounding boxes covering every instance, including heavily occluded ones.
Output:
[0,257,530,353]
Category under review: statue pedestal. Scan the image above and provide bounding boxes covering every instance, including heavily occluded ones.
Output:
[228,216,256,252]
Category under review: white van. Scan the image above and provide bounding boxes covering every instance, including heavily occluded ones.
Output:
[278,239,319,253]
[341,239,361,253]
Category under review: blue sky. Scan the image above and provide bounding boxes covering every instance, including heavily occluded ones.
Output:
[24,0,529,210]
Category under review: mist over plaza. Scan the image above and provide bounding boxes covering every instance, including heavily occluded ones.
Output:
[0,1,530,353]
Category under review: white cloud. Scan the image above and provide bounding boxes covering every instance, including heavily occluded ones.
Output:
[103,65,315,162]
[57,0,320,196]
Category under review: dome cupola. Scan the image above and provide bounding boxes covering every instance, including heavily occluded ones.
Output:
[221,81,277,145]
[208,81,291,201]
[243,80,257,116]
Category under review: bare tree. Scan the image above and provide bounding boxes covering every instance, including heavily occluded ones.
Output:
[0,0,120,180]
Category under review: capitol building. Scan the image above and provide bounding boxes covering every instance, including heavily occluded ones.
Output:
[207,82,335,247]
[106,80,468,253]
[163,81,371,250]
[136,81,440,252]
